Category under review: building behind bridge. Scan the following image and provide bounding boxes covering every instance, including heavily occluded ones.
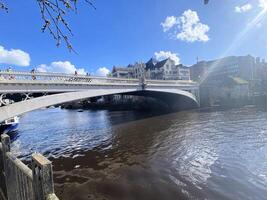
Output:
[110,54,267,107]
[111,58,190,80]
[190,55,255,82]
[190,55,267,106]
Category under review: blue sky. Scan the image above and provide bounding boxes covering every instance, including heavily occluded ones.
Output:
[0,0,267,75]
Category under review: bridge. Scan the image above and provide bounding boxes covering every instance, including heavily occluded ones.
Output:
[0,71,199,122]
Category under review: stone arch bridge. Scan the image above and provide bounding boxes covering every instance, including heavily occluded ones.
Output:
[0,71,199,122]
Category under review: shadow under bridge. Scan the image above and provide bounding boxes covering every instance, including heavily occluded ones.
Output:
[0,87,198,123]
[113,88,199,111]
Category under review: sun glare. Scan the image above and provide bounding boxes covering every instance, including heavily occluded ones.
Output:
[200,1,267,84]
[259,0,267,11]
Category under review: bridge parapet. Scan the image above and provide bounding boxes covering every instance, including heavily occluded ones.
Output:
[0,71,198,87]
[0,71,140,85]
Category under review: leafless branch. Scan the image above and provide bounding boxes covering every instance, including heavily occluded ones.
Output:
[0,0,8,12]
[0,0,95,52]
[37,0,95,52]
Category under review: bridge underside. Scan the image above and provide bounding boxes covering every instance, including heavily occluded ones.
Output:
[0,89,199,122]
[119,90,198,111]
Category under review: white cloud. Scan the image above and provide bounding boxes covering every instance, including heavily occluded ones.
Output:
[95,67,110,76]
[37,62,110,77]
[259,0,267,10]
[0,45,30,66]
[36,64,48,73]
[37,61,86,75]
[161,10,210,43]
[154,51,180,65]
[161,16,177,32]
[235,4,252,13]
[177,10,210,42]
[77,68,86,75]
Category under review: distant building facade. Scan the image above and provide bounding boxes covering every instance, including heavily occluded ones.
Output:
[191,55,267,107]
[111,67,131,78]
[112,62,146,79]
[146,58,191,80]
[111,57,191,80]
[190,55,256,82]
[178,65,191,80]
[255,57,267,80]
[131,63,146,79]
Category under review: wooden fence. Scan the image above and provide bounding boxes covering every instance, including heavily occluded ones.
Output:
[0,134,59,200]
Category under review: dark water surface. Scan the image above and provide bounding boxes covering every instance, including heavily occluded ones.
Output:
[11,106,267,200]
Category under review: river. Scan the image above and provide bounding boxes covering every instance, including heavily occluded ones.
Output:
[10,106,267,200]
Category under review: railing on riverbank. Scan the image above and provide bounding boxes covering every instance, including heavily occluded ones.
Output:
[0,134,59,200]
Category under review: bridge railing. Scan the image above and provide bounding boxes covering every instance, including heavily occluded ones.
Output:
[0,71,198,87]
[0,134,59,200]
[146,79,198,86]
[0,71,140,85]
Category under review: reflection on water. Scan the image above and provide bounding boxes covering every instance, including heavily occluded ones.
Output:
[11,106,267,200]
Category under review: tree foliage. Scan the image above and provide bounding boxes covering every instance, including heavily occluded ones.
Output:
[0,0,95,52]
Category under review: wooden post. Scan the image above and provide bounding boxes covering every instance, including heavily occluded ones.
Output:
[1,134,10,159]
[0,142,7,200]
[0,142,3,179]
[0,143,3,172]
[32,153,56,200]
[1,134,12,199]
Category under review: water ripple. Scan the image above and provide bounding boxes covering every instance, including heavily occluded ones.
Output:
[10,106,267,200]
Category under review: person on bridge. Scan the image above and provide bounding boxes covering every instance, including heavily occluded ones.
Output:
[7,66,12,72]
[31,69,36,80]
[6,67,15,80]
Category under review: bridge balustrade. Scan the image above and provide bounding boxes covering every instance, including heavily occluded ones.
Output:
[0,71,141,85]
[0,71,198,87]
[146,79,197,86]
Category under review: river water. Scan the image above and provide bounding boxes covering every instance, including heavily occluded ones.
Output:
[10,106,267,200]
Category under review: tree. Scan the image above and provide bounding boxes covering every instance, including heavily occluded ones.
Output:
[0,0,95,52]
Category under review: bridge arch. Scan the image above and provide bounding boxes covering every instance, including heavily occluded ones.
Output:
[0,88,198,122]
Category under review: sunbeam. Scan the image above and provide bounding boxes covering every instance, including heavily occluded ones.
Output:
[200,6,267,84]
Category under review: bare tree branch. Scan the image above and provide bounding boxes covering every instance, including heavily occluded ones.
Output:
[0,0,96,52]
[0,0,8,12]
[37,0,95,52]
